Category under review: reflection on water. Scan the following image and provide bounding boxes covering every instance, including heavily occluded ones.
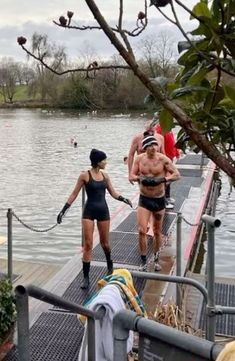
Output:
[0,109,143,264]
[200,173,235,277]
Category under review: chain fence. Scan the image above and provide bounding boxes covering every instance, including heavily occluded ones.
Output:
[181,215,202,227]
[12,211,58,233]
[10,208,201,234]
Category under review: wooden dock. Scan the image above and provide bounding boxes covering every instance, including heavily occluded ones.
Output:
[0,259,62,288]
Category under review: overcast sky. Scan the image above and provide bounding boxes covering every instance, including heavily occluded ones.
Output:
[0,0,198,63]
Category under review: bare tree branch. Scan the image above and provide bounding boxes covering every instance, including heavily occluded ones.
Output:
[19,44,131,75]
[53,3,148,38]
[84,0,235,180]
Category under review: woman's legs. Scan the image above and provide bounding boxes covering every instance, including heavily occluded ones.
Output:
[82,219,95,261]
[81,219,95,289]
[97,220,113,274]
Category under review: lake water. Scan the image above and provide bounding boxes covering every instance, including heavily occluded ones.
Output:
[0,109,234,276]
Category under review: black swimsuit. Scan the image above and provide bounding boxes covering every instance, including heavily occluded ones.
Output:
[82,170,110,221]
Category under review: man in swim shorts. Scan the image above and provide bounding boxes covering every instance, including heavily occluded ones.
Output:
[127,121,165,185]
[130,134,180,271]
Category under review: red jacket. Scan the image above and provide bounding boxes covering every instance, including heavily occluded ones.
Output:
[155,124,180,161]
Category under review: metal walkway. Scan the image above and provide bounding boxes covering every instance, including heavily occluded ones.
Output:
[200,282,235,337]
[4,153,213,361]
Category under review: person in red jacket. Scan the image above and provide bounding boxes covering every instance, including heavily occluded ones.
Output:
[154,119,180,209]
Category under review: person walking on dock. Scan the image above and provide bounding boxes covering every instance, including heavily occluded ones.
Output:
[130,134,180,272]
[57,148,132,289]
[127,121,165,185]
[153,113,180,209]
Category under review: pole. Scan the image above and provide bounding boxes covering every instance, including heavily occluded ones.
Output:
[7,208,13,281]
[176,212,182,309]
[206,221,215,341]
[87,317,96,361]
[202,215,221,341]
[15,286,30,361]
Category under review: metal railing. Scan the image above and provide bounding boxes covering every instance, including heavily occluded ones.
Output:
[6,179,235,346]
[131,212,235,343]
[5,186,87,281]
[15,284,105,361]
[113,309,223,361]
[174,181,220,311]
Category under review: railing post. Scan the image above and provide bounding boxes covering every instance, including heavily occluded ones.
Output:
[176,212,182,309]
[113,310,138,361]
[87,317,96,361]
[14,284,103,361]
[202,214,221,342]
[7,208,13,281]
[15,285,30,361]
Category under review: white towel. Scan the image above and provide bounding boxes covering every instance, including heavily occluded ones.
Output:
[78,284,133,361]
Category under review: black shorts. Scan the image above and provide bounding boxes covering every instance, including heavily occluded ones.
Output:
[82,202,110,221]
[138,194,166,212]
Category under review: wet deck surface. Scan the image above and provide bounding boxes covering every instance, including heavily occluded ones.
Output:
[4,153,216,360]
[0,259,61,287]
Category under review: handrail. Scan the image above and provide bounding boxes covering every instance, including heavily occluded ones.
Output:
[130,271,208,303]
[15,284,105,361]
[113,310,223,361]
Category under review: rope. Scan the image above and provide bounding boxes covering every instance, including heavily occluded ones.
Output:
[12,211,58,233]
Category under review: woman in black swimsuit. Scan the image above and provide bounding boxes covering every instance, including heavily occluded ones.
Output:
[57,148,132,289]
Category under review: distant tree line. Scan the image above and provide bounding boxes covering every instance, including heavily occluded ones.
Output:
[0,32,177,109]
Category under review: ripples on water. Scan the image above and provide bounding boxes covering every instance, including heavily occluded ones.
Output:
[0,109,234,276]
[199,173,235,277]
[0,109,144,264]
[212,175,235,277]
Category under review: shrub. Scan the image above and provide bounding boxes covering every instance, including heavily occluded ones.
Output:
[0,279,16,343]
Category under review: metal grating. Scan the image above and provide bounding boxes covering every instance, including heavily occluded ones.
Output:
[171,176,203,191]
[166,196,184,213]
[176,154,209,166]
[169,176,203,213]
[4,313,83,361]
[92,231,153,265]
[115,211,175,235]
[177,169,203,177]
[52,265,146,309]
[161,214,176,233]
[199,283,235,336]
[115,211,138,232]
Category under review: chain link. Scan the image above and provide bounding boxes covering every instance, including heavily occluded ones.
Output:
[12,211,58,233]
[181,216,202,227]
[11,209,200,234]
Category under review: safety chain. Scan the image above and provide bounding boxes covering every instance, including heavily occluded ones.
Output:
[181,216,202,227]
[12,211,58,233]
